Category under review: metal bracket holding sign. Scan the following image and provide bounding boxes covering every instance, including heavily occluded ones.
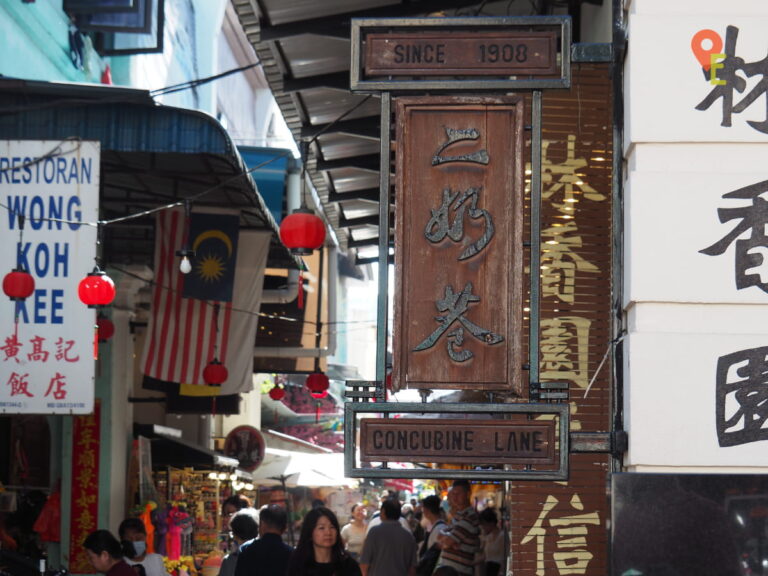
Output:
[345,16,581,482]
[351,16,571,92]
[344,402,570,481]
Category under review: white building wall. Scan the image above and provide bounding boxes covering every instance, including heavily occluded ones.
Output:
[624,0,768,470]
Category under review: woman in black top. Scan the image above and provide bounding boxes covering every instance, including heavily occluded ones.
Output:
[287,507,361,576]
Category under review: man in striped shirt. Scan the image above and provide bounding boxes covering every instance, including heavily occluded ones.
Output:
[435,480,481,575]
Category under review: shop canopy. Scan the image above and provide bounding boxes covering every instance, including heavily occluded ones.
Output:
[0,78,300,271]
[135,423,240,470]
[251,448,356,488]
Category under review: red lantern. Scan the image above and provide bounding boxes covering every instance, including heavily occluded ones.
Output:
[96,315,115,342]
[268,385,285,401]
[305,372,329,395]
[78,267,116,307]
[306,372,330,422]
[3,268,35,301]
[279,208,326,255]
[203,359,228,386]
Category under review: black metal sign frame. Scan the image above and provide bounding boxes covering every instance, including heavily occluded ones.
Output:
[344,402,570,480]
[351,16,571,92]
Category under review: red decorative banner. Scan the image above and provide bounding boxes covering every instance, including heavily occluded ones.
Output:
[69,401,100,573]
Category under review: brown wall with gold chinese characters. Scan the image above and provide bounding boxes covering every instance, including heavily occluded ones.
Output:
[509,62,613,576]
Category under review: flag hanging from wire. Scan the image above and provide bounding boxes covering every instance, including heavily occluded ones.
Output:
[140,207,270,396]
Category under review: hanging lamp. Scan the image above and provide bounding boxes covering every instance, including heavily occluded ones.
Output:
[279,140,326,255]
[203,358,228,386]
[175,200,195,274]
[3,268,34,301]
[96,314,115,342]
[4,214,34,302]
[79,224,116,308]
[305,371,329,422]
[268,384,286,401]
[78,267,116,308]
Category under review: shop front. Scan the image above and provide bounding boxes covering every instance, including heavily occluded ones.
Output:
[0,78,298,575]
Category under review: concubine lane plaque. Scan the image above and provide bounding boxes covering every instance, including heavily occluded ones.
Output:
[360,418,557,465]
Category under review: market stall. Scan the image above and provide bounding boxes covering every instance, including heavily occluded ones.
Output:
[129,425,257,563]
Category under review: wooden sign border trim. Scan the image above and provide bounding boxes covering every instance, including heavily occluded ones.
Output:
[360,417,557,465]
[344,402,570,481]
[350,16,571,92]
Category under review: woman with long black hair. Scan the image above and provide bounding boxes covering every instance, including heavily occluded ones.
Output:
[287,507,361,576]
[83,530,137,576]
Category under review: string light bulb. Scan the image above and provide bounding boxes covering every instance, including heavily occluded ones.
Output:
[179,253,193,274]
[176,200,195,274]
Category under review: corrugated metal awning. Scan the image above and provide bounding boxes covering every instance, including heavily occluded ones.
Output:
[0,78,300,270]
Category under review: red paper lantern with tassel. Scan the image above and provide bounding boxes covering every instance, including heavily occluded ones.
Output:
[96,315,115,342]
[279,208,326,256]
[203,359,228,386]
[306,372,329,422]
[305,372,329,395]
[78,267,116,308]
[3,268,34,301]
[204,359,227,418]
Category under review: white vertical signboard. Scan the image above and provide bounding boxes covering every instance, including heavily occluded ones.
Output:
[0,140,99,414]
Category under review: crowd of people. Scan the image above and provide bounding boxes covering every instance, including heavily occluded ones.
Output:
[83,481,504,576]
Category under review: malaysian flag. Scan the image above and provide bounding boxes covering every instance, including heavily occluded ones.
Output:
[141,207,270,396]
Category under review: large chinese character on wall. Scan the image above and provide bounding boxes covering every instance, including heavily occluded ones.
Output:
[393,96,524,393]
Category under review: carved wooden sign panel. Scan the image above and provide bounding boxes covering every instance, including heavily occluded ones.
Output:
[360,417,556,465]
[393,96,524,392]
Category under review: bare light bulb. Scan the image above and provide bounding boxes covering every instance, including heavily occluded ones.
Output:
[180,255,192,274]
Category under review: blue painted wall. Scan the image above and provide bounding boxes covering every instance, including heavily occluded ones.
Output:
[0,1,104,82]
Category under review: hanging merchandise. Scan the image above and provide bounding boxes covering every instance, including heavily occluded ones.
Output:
[32,490,61,542]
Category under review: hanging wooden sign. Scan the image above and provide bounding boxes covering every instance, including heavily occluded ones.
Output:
[393,96,524,393]
[350,17,571,91]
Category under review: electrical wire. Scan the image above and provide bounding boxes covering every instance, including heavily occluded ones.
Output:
[149,62,261,97]
[110,263,376,333]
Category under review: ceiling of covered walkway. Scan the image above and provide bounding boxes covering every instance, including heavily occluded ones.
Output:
[232,0,604,264]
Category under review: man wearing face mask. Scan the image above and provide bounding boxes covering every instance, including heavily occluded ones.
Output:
[119,518,170,576]
[416,495,446,576]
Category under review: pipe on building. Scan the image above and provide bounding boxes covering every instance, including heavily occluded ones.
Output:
[253,246,338,359]
[261,162,301,304]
